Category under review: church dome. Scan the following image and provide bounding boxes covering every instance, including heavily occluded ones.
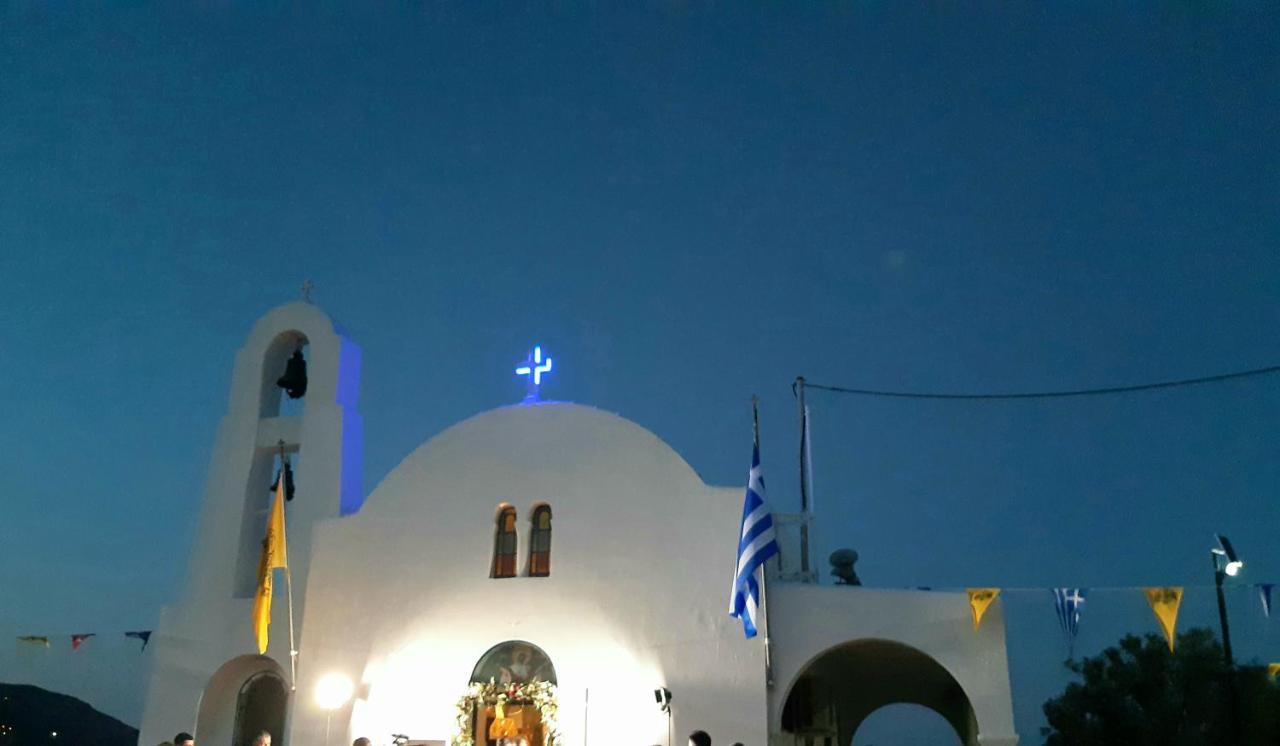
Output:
[360,402,708,518]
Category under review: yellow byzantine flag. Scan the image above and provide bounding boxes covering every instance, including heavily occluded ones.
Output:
[252,476,289,654]
[1144,587,1183,652]
[967,588,1001,631]
[1268,663,1280,680]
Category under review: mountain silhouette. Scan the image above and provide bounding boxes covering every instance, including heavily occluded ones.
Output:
[0,683,137,746]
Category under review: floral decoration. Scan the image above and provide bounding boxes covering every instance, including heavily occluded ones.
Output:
[452,678,559,746]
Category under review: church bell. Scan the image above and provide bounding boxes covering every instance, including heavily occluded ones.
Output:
[270,460,296,502]
[276,349,308,399]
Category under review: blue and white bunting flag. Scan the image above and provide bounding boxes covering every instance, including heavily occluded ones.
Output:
[729,438,780,639]
[1260,584,1274,620]
[1052,588,1087,657]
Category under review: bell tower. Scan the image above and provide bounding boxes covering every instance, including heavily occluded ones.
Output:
[138,301,363,744]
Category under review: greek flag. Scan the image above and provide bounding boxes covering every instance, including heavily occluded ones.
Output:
[1052,588,1087,656]
[729,439,780,639]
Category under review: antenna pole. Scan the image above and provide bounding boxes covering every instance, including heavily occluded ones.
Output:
[796,377,811,576]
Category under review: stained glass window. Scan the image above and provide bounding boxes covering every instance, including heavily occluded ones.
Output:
[529,505,552,577]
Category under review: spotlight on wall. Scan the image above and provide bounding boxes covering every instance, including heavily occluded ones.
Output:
[315,672,355,711]
[654,687,672,713]
[1213,534,1244,577]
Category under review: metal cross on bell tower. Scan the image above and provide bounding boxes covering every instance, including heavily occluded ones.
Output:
[515,345,554,403]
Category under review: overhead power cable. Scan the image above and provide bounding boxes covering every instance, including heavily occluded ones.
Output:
[800,364,1280,401]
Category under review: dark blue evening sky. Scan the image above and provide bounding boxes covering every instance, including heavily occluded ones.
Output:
[1,4,1277,740]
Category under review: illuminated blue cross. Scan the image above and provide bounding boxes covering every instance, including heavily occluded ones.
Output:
[515,345,554,403]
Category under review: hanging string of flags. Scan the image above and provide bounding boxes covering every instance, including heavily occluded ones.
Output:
[12,583,1271,656]
[957,583,1275,656]
[967,588,1000,630]
[14,631,152,651]
[1052,588,1086,658]
[1144,587,1183,651]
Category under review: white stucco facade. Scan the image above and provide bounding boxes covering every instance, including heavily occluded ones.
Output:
[138,303,1017,746]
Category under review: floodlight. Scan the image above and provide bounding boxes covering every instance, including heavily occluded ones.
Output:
[315,672,355,711]
[654,687,672,712]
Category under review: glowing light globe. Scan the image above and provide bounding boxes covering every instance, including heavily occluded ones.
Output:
[315,672,355,711]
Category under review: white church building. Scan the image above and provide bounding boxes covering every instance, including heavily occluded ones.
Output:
[137,302,1019,746]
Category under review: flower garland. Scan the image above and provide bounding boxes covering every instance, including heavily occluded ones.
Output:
[452,679,560,746]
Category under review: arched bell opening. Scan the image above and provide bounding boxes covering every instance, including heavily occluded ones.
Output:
[780,638,977,746]
[233,445,300,598]
[260,330,310,419]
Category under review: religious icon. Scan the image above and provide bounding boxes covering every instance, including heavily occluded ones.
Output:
[501,648,533,684]
[474,641,555,686]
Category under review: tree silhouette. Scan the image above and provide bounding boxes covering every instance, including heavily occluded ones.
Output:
[1042,627,1280,745]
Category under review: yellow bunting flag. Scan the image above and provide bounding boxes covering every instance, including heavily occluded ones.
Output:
[1144,587,1184,652]
[1267,663,1279,680]
[251,475,289,654]
[967,588,1001,631]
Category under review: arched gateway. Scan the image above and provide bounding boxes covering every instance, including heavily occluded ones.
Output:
[782,639,976,745]
[767,584,1018,745]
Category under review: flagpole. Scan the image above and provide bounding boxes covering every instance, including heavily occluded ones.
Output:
[279,442,298,692]
[286,566,298,691]
[753,396,775,689]
[759,565,774,687]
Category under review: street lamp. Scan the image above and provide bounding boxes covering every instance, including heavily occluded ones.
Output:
[1211,533,1244,667]
[315,672,354,746]
[1211,533,1243,739]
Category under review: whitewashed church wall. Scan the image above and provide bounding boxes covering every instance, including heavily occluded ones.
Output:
[289,403,770,746]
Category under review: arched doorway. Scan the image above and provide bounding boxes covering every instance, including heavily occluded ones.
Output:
[457,641,559,746]
[233,670,289,746]
[780,639,977,746]
[196,655,290,746]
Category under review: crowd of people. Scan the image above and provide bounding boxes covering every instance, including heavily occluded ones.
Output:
[154,734,371,746]
[155,729,735,745]
[154,732,272,746]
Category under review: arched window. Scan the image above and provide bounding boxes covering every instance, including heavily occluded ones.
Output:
[492,506,518,578]
[529,505,552,577]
